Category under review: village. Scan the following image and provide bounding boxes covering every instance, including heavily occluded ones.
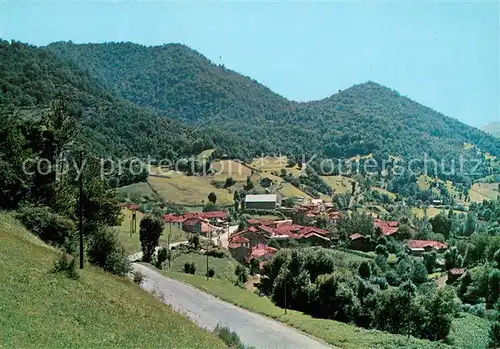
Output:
[123,190,463,283]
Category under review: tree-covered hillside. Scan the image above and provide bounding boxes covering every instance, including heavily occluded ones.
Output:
[47,41,500,164]
[0,40,238,160]
[483,121,500,138]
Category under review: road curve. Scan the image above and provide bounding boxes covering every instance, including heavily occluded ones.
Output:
[133,263,332,349]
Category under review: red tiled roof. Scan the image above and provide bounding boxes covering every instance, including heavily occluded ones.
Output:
[126,203,140,211]
[408,239,448,250]
[228,243,243,249]
[349,233,364,240]
[230,235,249,244]
[248,243,278,260]
[199,211,228,220]
[448,268,466,275]
[301,232,330,241]
[247,219,275,226]
[375,219,399,236]
[300,226,329,236]
[164,214,186,223]
[257,225,276,236]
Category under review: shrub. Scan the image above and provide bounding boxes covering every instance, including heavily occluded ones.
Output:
[17,206,76,253]
[156,247,167,269]
[52,252,79,280]
[205,248,226,258]
[213,324,253,349]
[358,261,372,279]
[489,321,500,347]
[184,261,196,274]
[132,271,144,285]
[207,268,215,278]
[235,264,249,286]
[87,227,131,276]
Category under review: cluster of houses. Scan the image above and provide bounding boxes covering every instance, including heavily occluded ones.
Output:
[164,211,229,235]
[228,218,331,264]
[293,199,340,222]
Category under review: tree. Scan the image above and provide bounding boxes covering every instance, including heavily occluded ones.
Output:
[430,213,452,239]
[249,258,260,275]
[156,247,167,269]
[208,192,217,204]
[235,264,249,286]
[245,176,254,190]
[375,244,389,258]
[358,261,372,279]
[87,227,131,276]
[444,246,463,270]
[412,260,428,285]
[489,322,500,348]
[423,251,437,273]
[139,215,164,263]
[189,235,200,250]
[224,177,235,188]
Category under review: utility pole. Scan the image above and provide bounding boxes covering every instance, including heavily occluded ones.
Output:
[206,231,210,280]
[78,149,84,269]
[284,271,287,315]
[168,221,171,269]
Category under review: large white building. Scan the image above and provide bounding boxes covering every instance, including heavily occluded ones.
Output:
[245,193,282,210]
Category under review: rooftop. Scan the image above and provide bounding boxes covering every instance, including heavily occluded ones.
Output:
[245,194,277,203]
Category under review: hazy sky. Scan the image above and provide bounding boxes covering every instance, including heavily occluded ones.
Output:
[1,1,499,128]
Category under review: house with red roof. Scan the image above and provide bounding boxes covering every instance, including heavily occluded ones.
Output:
[246,243,278,263]
[407,239,448,256]
[375,219,399,237]
[164,214,187,229]
[447,268,466,283]
[183,217,214,236]
[348,233,370,251]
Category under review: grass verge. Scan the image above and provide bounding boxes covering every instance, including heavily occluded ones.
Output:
[160,270,450,349]
[0,212,225,349]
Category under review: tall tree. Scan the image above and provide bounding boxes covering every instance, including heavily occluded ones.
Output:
[139,215,164,263]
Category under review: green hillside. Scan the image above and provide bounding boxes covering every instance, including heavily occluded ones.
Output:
[47,42,500,164]
[0,213,225,349]
[0,40,231,160]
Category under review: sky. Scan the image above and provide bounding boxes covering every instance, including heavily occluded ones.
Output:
[1,1,499,128]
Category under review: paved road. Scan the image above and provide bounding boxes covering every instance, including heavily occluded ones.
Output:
[133,263,332,349]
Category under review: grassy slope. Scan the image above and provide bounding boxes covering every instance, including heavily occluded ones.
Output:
[119,182,159,200]
[161,271,450,349]
[0,213,225,349]
[148,173,234,206]
[449,313,491,348]
[118,208,189,254]
[169,252,238,283]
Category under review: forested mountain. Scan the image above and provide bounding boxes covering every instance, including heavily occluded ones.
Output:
[0,40,238,160]
[47,41,500,165]
[483,121,500,138]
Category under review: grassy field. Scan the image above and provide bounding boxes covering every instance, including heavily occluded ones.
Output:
[119,182,159,200]
[211,160,252,180]
[321,175,356,195]
[197,148,215,162]
[448,313,491,348]
[372,186,396,200]
[412,206,443,219]
[118,209,189,254]
[469,182,499,202]
[148,172,234,205]
[162,270,449,349]
[169,251,238,283]
[0,213,225,349]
